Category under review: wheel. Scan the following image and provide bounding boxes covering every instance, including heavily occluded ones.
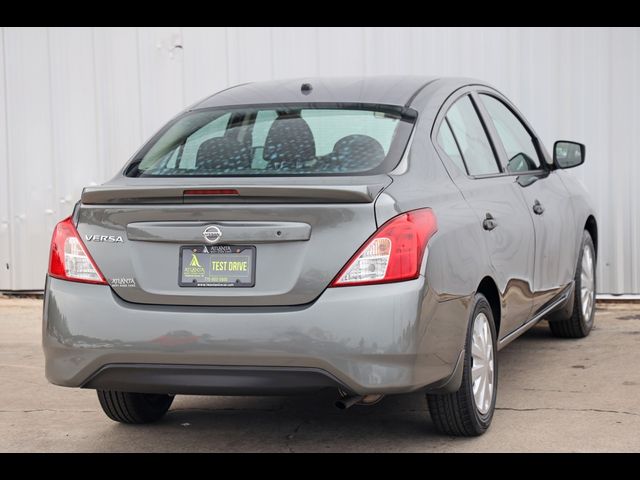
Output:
[549,230,596,338]
[97,390,174,424]
[427,293,497,436]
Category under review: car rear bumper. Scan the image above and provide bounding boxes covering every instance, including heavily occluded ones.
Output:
[43,276,468,395]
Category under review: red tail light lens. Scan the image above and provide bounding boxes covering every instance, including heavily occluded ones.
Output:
[330,208,437,287]
[48,217,107,285]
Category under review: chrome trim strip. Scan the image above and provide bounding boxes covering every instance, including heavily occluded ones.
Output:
[498,282,574,348]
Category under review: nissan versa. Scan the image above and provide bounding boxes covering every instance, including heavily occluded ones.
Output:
[43,77,597,436]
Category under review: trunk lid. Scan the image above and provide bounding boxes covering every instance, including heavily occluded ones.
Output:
[76,176,390,306]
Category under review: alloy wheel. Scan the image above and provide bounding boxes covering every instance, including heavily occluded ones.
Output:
[471,312,495,415]
[581,244,595,320]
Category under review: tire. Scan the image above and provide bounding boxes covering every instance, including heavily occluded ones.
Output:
[427,293,498,436]
[549,230,596,339]
[97,390,174,424]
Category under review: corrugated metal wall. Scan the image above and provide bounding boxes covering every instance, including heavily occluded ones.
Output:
[0,27,639,293]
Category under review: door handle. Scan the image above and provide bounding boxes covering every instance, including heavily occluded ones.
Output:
[533,200,545,215]
[483,213,497,231]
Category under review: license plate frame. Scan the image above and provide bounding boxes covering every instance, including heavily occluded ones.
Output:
[178,245,256,288]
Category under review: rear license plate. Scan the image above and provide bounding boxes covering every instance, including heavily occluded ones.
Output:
[179,245,256,287]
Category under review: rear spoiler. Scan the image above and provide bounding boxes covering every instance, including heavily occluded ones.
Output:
[81,182,390,205]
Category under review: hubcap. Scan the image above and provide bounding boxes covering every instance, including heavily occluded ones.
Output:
[471,312,494,415]
[581,245,595,320]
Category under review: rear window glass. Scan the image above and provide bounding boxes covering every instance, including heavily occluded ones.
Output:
[126,105,415,177]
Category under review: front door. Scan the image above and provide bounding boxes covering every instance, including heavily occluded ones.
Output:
[515,172,576,309]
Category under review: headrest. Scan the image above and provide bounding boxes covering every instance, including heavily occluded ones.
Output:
[196,137,252,172]
[263,114,316,170]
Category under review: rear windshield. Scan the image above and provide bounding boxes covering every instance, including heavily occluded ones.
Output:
[126,105,415,177]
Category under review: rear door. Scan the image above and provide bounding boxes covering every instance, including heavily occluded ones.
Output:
[476,92,576,312]
[435,93,535,337]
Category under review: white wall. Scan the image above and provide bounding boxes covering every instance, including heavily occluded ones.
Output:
[0,27,639,293]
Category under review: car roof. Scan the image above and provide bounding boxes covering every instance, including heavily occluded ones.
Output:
[192,76,452,110]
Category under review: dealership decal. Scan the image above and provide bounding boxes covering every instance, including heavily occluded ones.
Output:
[183,252,206,278]
[110,277,136,288]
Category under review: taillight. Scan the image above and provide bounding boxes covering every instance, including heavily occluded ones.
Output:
[48,216,107,285]
[330,208,437,287]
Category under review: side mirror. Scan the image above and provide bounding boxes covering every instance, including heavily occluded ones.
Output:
[554,140,585,169]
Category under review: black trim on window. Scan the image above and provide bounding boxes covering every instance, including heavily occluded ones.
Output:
[474,90,551,175]
[431,84,552,182]
[443,117,469,175]
[435,93,503,177]
[466,94,504,175]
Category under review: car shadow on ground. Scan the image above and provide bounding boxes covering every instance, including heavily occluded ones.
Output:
[93,389,449,452]
[513,322,557,340]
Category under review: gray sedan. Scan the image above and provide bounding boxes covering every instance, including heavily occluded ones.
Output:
[43,76,596,436]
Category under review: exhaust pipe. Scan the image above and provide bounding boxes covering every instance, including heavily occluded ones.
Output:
[335,394,385,410]
[335,395,364,410]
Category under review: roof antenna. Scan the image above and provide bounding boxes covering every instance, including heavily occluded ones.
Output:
[301,83,313,95]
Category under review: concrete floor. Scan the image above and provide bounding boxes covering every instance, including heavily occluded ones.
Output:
[1,297,639,452]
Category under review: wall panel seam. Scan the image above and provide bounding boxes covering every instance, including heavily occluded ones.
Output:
[1,27,14,287]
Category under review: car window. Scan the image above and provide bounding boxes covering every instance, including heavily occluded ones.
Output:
[445,96,501,176]
[129,106,414,177]
[479,94,541,173]
[436,120,467,173]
